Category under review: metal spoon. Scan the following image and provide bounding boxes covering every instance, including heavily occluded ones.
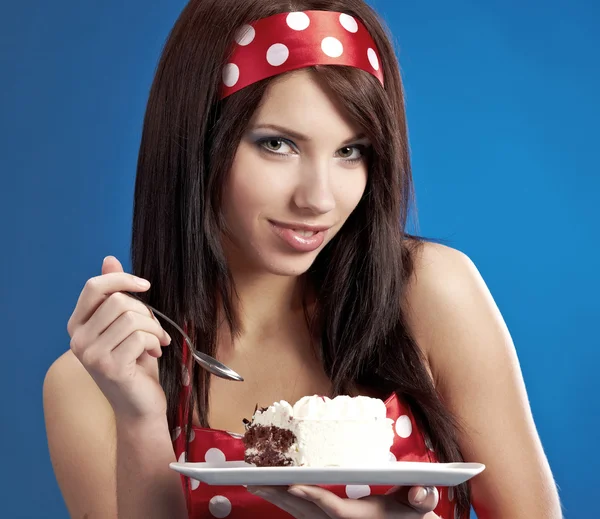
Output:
[124,291,244,382]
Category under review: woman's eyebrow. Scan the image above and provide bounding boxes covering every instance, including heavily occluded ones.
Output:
[248,123,367,145]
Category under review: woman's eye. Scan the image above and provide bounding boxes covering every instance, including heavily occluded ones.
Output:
[260,138,293,154]
[257,137,367,162]
[337,146,364,161]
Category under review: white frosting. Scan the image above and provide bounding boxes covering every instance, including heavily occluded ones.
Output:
[250,400,293,428]
[293,395,388,420]
[247,395,395,467]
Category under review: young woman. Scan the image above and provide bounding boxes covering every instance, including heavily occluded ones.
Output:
[43,0,562,517]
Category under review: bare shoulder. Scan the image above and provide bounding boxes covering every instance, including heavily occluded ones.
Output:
[43,351,117,517]
[402,240,485,374]
[402,240,562,518]
[405,240,478,297]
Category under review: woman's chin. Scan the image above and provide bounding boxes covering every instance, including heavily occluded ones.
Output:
[259,253,318,277]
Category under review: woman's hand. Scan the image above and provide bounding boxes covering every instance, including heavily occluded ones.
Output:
[247,485,440,518]
[67,256,172,422]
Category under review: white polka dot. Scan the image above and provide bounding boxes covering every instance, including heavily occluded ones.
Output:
[345,485,371,499]
[171,426,181,441]
[222,64,240,88]
[286,12,310,31]
[395,415,413,438]
[209,495,232,518]
[321,37,344,58]
[339,13,358,33]
[205,447,227,464]
[191,478,201,491]
[367,48,380,71]
[177,451,186,463]
[388,451,397,462]
[448,486,455,501]
[235,24,255,46]
[266,43,289,66]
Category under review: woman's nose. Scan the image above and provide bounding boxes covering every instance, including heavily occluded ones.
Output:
[292,159,336,214]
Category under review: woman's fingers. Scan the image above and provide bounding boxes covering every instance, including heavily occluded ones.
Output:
[280,485,440,519]
[259,493,305,517]
[101,255,123,276]
[287,485,351,517]
[285,486,400,518]
[249,485,441,519]
[79,292,169,348]
[111,330,163,370]
[392,486,439,514]
[68,272,152,335]
[65,256,171,421]
[76,308,169,365]
[83,330,162,385]
[248,486,327,518]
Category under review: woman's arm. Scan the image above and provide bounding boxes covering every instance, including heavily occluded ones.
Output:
[43,350,187,519]
[403,242,562,518]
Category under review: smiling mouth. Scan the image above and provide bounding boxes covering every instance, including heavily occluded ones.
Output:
[268,219,332,233]
[268,220,331,253]
[294,229,316,237]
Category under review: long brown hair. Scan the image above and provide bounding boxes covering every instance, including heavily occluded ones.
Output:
[131,0,470,513]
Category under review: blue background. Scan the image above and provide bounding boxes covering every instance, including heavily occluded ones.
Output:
[1,0,598,517]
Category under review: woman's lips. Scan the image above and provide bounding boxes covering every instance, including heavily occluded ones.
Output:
[269,220,329,252]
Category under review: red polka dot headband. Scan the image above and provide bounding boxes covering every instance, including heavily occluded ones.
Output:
[220,10,384,99]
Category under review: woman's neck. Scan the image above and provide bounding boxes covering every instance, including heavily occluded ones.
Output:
[218,267,313,348]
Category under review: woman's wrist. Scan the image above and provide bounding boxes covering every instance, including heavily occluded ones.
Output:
[114,412,171,438]
[115,414,187,519]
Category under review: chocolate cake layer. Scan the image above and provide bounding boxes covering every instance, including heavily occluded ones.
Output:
[243,425,297,467]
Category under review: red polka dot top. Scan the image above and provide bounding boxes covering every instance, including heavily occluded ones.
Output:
[172,343,467,518]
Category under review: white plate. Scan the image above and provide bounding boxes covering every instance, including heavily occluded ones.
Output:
[169,461,485,486]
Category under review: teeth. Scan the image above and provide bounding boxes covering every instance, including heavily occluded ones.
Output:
[294,229,316,237]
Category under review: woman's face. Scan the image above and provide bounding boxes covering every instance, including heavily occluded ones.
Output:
[222,69,370,277]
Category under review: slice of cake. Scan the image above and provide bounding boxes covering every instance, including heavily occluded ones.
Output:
[242,395,395,467]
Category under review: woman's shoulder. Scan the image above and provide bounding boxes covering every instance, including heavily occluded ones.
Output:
[403,239,481,314]
[402,245,562,516]
[405,239,476,286]
[402,240,493,378]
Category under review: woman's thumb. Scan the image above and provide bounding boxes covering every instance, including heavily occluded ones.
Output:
[102,255,124,275]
